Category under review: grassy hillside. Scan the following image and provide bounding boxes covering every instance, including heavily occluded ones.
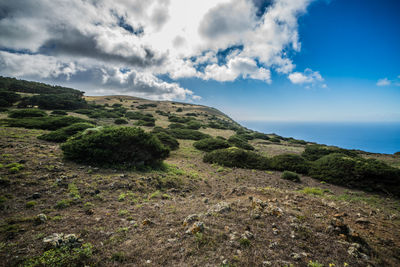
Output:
[1,78,400,266]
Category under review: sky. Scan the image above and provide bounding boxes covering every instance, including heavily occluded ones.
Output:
[0,0,399,122]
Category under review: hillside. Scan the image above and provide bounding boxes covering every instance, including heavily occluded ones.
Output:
[1,78,400,266]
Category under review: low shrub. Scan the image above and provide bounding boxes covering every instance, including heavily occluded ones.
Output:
[155,110,169,116]
[270,154,311,174]
[288,138,307,145]
[252,132,270,140]
[136,120,155,127]
[0,91,21,107]
[168,115,192,123]
[8,109,47,118]
[114,118,128,125]
[125,111,154,121]
[169,129,210,140]
[309,153,400,196]
[269,137,281,143]
[186,121,202,130]
[203,148,269,170]
[228,135,254,150]
[281,171,301,182]
[38,123,95,142]
[176,107,183,112]
[61,126,169,168]
[168,123,186,129]
[4,116,90,130]
[302,144,358,161]
[51,110,68,115]
[136,103,157,109]
[193,138,230,152]
[153,132,179,150]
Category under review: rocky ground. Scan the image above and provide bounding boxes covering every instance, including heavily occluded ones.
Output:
[1,96,400,266]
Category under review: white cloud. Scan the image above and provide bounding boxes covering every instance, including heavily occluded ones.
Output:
[376,78,391,86]
[0,0,315,99]
[288,68,324,85]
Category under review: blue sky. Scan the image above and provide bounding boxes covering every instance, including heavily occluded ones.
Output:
[184,0,400,122]
[0,0,399,122]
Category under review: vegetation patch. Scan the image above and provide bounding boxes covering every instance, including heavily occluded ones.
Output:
[61,126,169,168]
[270,154,311,174]
[281,171,301,182]
[193,138,230,152]
[8,109,47,118]
[203,148,269,170]
[227,135,254,150]
[38,123,95,142]
[169,129,210,140]
[153,132,179,151]
[4,116,90,130]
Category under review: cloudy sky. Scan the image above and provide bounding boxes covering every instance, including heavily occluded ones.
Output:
[1,0,399,121]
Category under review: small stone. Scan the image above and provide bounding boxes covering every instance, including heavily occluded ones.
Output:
[185,221,205,234]
[36,213,47,224]
[142,218,154,226]
[290,253,302,261]
[355,218,370,224]
[207,201,231,214]
[314,213,323,218]
[183,214,199,226]
[222,259,228,265]
[146,260,152,264]
[262,261,272,266]
[201,193,205,197]
[242,231,254,239]
[269,242,278,249]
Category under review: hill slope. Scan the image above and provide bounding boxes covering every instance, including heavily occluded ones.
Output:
[0,79,400,266]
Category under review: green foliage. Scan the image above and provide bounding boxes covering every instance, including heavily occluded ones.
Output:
[299,187,326,196]
[252,132,270,140]
[18,93,87,110]
[153,132,179,150]
[155,110,169,116]
[270,154,311,174]
[302,144,358,161]
[176,107,183,112]
[309,153,400,196]
[307,260,324,267]
[135,120,155,127]
[5,163,24,173]
[0,90,21,107]
[125,111,154,121]
[136,103,157,109]
[168,115,192,123]
[111,252,126,262]
[38,123,95,142]
[26,201,37,208]
[51,110,68,115]
[8,109,47,118]
[186,121,202,130]
[186,112,198,117]
[228,135,254,150]
[193,138,230,152]
[23,243,93,267]
[169,128,210,140]
[288,138,307,145]
[114,118,128,125]
[203,148,269,170]
[55,199,71,209]
[269,137,281,143]
[4,116,89,130]
[281,171,301,182]
[394,151,400,156]
[61,126,169,168]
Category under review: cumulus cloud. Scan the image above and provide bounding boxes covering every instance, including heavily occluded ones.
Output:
[288,68,325,87]
[0,0,315,99]
[376,78,391,86]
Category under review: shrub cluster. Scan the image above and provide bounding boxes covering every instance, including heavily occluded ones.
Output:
[252,132,270,140]
[155,110,169,116]
[153,132,179,151]
[114,118,128,125]
[228,135,254,150]
[5,116,90,130]
[125,112,154,121]
[38,123,95,142]
[168,115,193,123]
[270,154,311,174]
[309,153,400,196]
[61,126,169,168]
[203,148,269,169]
[302,144,357,161]
[136,103,157,109]
[8,109,47,118]
[193,138,230,152]
[281,171,301,182]
[169,129,210,140]
[0,90,20,107]
[51,110,68,115]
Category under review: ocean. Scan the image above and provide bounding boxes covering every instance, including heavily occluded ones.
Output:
[239,121,400,154]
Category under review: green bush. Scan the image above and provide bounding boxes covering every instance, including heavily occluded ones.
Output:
[302,144,358,161]
[281,171,301,182]
[252,132,270,140]
[4,116,90,130]
[0,90,21,107]
[168,123,186,129]
[88,110,120,118]
[38,123,95,142]
[136,120,155,127]
[114,118,128,125]
[269,137,281,143]
[168,115,192,123]
[309,153,400,196]
[136,103,157,109]
[270,154,311,174]
[155,110,169,116]
[8,109,47,118]
[186,121,202,130]
[51,110,68,115]
[193,138,230,152]
[153,132,179,150]
[169,129,210,140]
[228,135,254,150]
[288,138,307,145]
[176,107,183,112]
[125,111,154,121]
[61,126,169,168]
[203,148,269,170]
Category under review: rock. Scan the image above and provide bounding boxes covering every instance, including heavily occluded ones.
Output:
[185,221,205,234]
[269,242,278,249]
[290,253,302,261]
[241,231,254,239]
[32,192,41,199]
[314,213,323,218]
[355,218,370,224]
[207,201,231,214]
[203,198,209,204]
[183,214,199,226]
[142,218,154,226]
[262,261,272,266]
[43,233,82,248]
[35,213,47,224]
[272,227,279,235]
[200,193,205,197]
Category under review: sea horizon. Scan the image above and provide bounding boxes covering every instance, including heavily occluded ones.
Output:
[239,120,400,155]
